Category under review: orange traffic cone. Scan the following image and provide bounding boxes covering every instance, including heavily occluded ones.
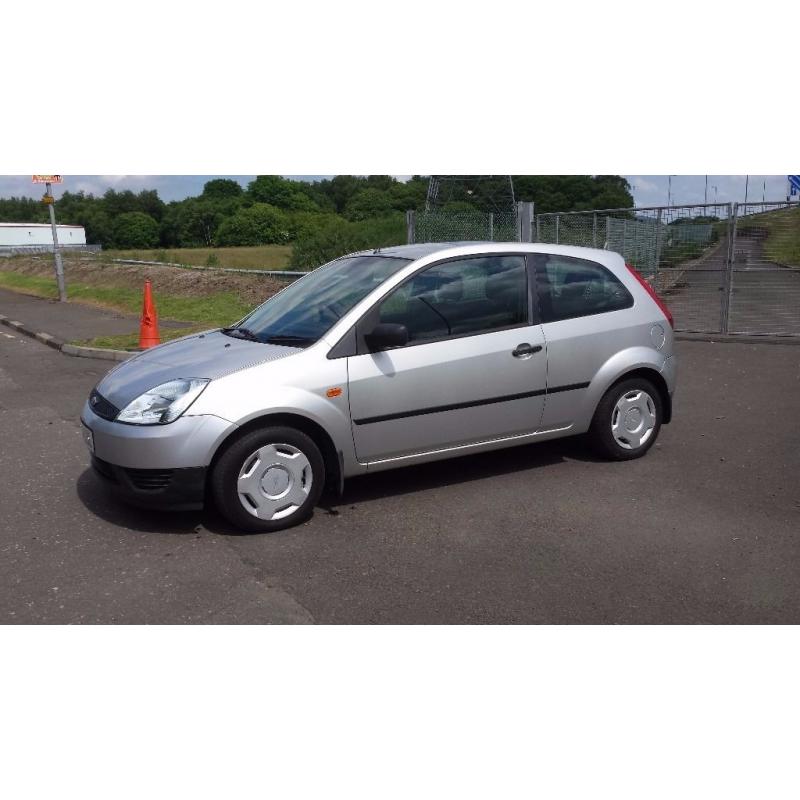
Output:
[139,279,160,349]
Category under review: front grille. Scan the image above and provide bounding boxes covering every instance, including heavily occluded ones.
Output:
[123,468,174,492]
[91,455,118,482]
[89,389,119,421]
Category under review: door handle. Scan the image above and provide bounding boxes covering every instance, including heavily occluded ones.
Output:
[512,343,542,358]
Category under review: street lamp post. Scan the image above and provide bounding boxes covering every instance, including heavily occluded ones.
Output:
[704,175,708,205]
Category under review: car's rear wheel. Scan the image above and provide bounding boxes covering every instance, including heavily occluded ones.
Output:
[588,377,662,460]
[211,426,325,532]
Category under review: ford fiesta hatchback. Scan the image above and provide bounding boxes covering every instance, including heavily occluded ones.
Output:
[81,243,676,532]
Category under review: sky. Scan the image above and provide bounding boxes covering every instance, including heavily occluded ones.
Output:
[0,174,795,206]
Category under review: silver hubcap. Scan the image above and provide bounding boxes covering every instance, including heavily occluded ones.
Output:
[236,443,313,520]
[611,390,656,450]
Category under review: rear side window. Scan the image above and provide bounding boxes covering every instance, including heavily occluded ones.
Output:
[534,254,633,323]
[377,255,528,344]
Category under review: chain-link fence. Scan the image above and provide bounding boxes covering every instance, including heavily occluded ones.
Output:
[411,210,519,243]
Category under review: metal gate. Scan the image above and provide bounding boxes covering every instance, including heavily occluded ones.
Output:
[535,201,800,337]
[728,201,800,335]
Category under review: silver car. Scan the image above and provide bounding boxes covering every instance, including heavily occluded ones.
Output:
[81,242,676,532]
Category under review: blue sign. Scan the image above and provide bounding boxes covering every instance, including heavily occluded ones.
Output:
[789,175,800,195]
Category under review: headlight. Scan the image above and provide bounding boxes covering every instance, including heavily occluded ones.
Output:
[116,379,209,425]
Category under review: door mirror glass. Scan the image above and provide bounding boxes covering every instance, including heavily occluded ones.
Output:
[365,322,409,351]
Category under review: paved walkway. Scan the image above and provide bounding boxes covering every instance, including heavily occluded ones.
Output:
[0,288,190,343]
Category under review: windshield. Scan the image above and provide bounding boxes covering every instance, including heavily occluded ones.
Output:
[223,255,411,346]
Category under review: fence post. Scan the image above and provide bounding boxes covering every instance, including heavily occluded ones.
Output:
[621,219,627,261]
[592,213,598,248]
[555,214,560,244]
[720,203,737,334]
[516,201,533,242]
[653,208,663,285]
[535,212,541,243]
[406,210,416,244]
[488,212,494,241]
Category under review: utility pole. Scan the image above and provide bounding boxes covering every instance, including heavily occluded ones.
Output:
[744,175,749,206]
[46,182,67,302]
[762,180,766,203]
[667,175,673,207]
[33,175,66,301]
[704,175,708,204]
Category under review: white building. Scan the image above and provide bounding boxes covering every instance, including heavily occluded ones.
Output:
[0,222,87,247]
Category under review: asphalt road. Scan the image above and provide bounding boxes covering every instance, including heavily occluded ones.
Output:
[1,330,799,624]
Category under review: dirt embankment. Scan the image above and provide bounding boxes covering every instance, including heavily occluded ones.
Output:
[3,253,289,307]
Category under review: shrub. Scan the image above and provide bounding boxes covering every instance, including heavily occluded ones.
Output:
[111,211,159,249]
[290,213,406,269]
[214,203,290,246]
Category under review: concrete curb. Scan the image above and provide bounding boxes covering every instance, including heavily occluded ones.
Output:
[0,313,133,362]
[675,332,800,346]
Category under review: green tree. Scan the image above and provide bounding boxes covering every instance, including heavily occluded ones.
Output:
[322,175,364,213]
[214,203,289,246]
[247,175,319,212]
[511,175,633,213]
[388,176,429,211]
[202,178,243,200]
[111,211,159,248]
[343,188,394,221]
[0,196,49,223]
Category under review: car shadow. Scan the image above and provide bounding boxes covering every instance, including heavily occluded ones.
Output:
[324,434,602,509]
[76,469,205,535]
[76,435,604,536]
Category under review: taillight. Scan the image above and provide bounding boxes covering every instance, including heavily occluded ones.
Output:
[625,263,674,329]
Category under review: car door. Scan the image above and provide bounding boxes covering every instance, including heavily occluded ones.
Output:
[347,254,548,464]
[533,252,635,429]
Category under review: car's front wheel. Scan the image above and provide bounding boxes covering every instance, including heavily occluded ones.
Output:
[211,426,325,532]
[588,377,662,460]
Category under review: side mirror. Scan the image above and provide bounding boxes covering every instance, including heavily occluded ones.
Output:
[364,322,409,351]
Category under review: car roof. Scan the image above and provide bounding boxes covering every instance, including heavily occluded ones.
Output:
[365,241,618,263]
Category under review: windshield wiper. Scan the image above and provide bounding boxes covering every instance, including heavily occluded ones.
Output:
[263,334,316,347]
[221,326,260,341]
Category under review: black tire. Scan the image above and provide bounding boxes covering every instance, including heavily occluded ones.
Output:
[588,377,663,461]
[210,426,325,532]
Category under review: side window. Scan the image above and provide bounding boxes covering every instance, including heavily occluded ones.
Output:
[377,255,528,344]
[535,255,633,323]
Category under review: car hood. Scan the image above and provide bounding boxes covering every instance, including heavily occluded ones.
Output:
[94,330,301,411]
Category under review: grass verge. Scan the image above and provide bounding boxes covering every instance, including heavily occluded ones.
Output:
[0,270,252,349]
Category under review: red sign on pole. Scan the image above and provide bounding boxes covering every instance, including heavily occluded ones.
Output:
[32,175,63,184]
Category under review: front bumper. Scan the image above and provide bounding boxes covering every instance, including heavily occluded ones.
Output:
[81,401,235,469]
[91,455,207,510]
[81,402,236,511]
